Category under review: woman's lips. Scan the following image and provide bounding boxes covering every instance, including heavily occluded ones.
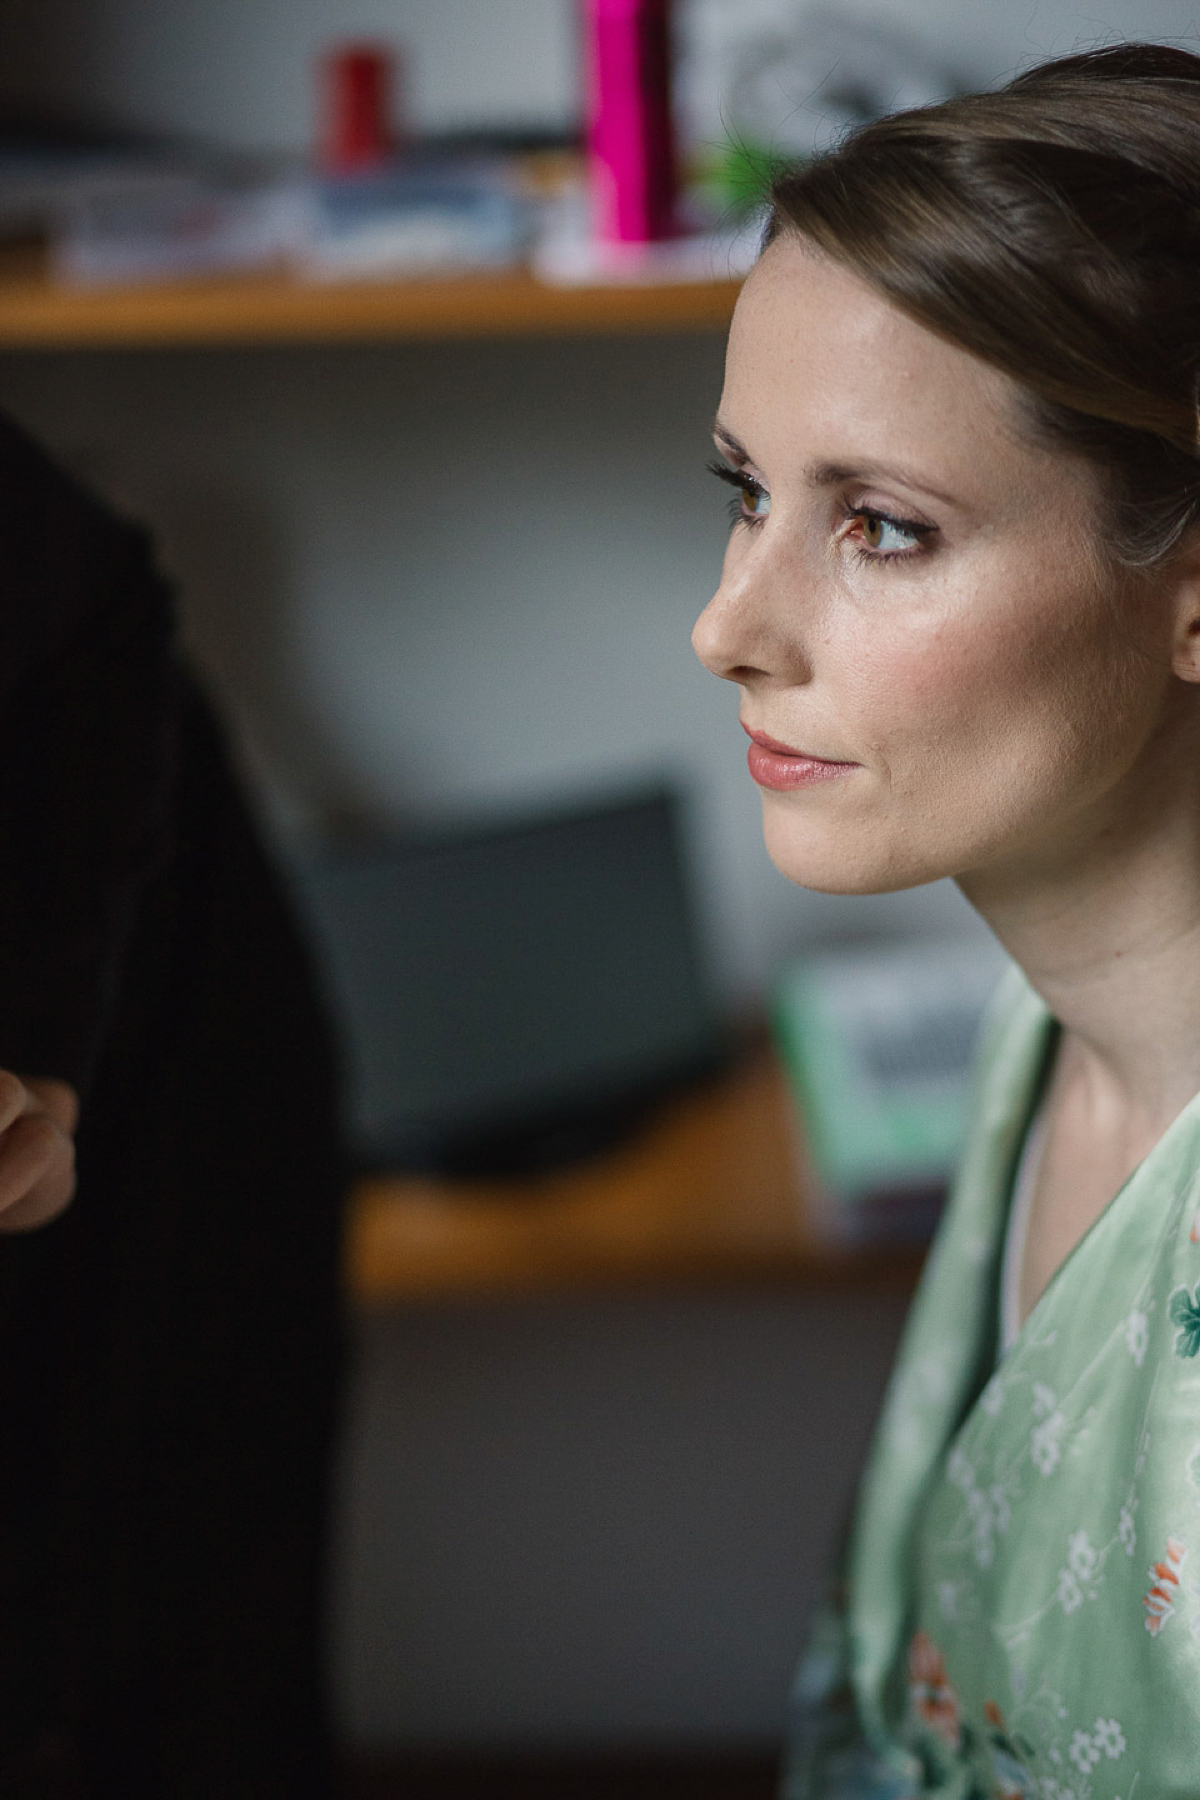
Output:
[742,724,858,792]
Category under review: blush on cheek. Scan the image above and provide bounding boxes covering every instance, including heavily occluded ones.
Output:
[857,570,1101,774]
[885,620,1023,709]
[840,635,995,777]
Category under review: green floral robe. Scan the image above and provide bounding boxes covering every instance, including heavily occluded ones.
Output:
[786,967,1200,1799]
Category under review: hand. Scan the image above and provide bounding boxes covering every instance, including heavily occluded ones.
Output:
[0,1072,78,1232]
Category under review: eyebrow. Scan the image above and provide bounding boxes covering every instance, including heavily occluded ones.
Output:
[808,460,962,512]
[712,417,962,513]
[712,419,750,462]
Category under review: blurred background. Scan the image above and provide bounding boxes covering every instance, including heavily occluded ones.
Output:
[0,1,1194,1794]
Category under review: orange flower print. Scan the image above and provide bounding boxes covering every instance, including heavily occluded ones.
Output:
[1143,1534,1187,1635]
[985,1700,1006,1731]
[908,1631,962,1750]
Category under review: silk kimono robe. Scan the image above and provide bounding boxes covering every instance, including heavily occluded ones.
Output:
[787,966,1200,1799]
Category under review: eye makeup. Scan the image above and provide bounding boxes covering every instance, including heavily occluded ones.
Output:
[707,457,938,561]
[836,499,937,564]
[708,458,770,526]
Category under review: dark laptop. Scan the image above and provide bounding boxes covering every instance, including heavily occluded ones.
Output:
[289,786,729,1176]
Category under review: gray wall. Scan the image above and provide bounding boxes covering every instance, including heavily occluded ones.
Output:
[3,0,1198,151]
[336,1290,909,1749]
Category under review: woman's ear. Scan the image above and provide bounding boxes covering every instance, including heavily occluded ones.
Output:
[1170,533,1200,683]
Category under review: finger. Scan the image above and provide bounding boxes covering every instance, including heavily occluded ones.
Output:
[22,1077,79,1136]
[0,1170,75,1231]
[0,1069,30,1136]
[0,1113,76,1231]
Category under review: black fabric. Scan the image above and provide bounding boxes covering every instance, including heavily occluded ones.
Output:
[0,413,347,1797]
[0,421,178,1098]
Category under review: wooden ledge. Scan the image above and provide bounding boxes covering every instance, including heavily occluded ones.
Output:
[347,1047,926,1303]
[0,246,742,350]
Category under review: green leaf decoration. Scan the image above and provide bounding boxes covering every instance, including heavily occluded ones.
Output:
[1168,1285,1200,1358]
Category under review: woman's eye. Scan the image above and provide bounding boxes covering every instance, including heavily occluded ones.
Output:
[740,481,771,521]
[707,459,771,528]
[849,508,932,559]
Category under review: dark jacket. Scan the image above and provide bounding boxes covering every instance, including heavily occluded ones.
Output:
[0,413,346,1799]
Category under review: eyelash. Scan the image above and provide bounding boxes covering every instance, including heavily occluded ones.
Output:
[708,460,769,529]
[706,460,936,564]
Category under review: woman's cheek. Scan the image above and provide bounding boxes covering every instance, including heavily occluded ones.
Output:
[837,620,994,756]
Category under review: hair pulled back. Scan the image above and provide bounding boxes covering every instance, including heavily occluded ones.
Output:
[768,44,1200,566]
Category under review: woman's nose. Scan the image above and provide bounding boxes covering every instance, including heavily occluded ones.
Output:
[691,591,753,684]
[692,555,810,689]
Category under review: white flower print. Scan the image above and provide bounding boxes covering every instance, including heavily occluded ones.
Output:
[967,1486,995,1568]
[1032,1411,1065,1475]
[1068,1728,1100,1773]
[936,1580,959,1622]
[1067,1529,1096,1580]
[1118,1504,1137,1556]
[947,1445,974,1491]
[1032,1381,1058,1419]
[1124,1307,1149,1366]
[1091,1716,1126,1760]
[1057,1567,1083,1614]
[1144,1588,1177,1635]
[1039,1783,1075,1800]
[989,1483,1011,1535]
[980,1375,1005,1417]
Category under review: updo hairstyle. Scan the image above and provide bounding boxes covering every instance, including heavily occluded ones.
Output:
[768,45,1200,568]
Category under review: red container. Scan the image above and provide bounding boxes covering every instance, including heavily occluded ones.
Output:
[585,0,678,243]
[322,43,398,175]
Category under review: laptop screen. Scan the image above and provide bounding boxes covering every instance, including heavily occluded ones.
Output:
[289,787,727,1174]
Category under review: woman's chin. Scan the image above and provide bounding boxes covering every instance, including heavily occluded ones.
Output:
[761,810,948,896]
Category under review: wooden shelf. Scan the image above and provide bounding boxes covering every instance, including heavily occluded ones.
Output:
[347,1047,926,1303]
[0,245,741,350]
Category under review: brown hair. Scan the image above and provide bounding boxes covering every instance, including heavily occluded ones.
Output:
[767,44,1200,566]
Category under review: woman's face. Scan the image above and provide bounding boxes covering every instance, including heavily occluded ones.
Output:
[692,234,1184,898]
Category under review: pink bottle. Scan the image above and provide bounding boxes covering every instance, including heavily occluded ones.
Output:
[585,0,679,244]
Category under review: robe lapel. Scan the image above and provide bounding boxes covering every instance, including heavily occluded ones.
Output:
[845,969,1054,1759]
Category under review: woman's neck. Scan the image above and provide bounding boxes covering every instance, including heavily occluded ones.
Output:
[960,705,1200,1134]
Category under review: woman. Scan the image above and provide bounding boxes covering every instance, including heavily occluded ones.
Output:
[693,43,1200,1798]
[0,409,346,1797]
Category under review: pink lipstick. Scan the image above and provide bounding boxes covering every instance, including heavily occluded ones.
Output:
[742,724,857,792]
